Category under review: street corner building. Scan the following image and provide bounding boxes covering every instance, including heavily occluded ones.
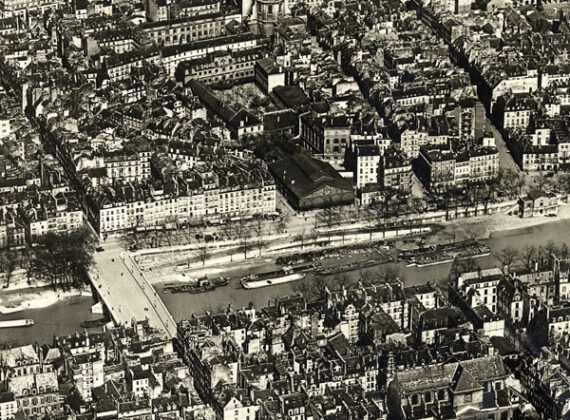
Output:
[269,153,355,211]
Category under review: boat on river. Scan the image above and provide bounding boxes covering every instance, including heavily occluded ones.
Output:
[240,263,316,289]
[400,240,491,267]
[0,319,34,328]
[80,319,108,329]
[241,273,305,289]
[166,277,228,294]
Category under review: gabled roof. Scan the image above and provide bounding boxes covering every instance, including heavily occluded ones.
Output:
[450,364,483,393]
[269,154,354,200]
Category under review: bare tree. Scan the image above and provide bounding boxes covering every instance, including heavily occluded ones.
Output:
[223,220,235,240]
[252,217,265,256]
[0,251,18,287]
[238,228,251,260]
[186,225,196,245]
[390,199,402,236]
[519,245,537,271]
[359,268,376,286]
[560,243,569,260]
[545,240,557,258]
[198,243,209,266]
[409,197,425,215]
[311,276,328,298]
[165,225,174,246]
[498,246,519,273]
[331,273,351,291]
[557,173,570,201]
[536,245,548,265]
[449,256,480,281]
[535,172,550,193]
[276,212,290,234]
[498,168,524,199]
[19,248,34,285]
[295,229,306,250]
[382,265,401,283]
[292,280,314,301]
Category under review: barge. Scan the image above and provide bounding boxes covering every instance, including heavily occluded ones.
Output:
[0,319,34,328]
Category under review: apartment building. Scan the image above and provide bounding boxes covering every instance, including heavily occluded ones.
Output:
[173,0,220,17]
[0,393,16,420]
[176,48,265,86]
[161,33,267,76]
[105,48,161,82]
[0,208,25,249]
[379,151,412,193]
[1,0,64,17]
[141,12,225,46]
[104,151,152,183]
[300,113,353,163]
[20,193,84,244]
[92,169,276,233]
[416,146,499,191]
[72,352,104,402]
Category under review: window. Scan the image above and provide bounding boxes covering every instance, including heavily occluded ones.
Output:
[411,394,419,405]
[464,393,472,403]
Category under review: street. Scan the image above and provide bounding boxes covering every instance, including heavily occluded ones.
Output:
[487,117,520,173]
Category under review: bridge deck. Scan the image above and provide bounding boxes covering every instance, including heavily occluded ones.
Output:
[89,239,177,339]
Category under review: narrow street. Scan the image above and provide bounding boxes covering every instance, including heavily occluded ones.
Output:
[486,117,521,173]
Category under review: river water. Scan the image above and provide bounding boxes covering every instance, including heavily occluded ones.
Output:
[1,219,569,344]
[159,219,570,321]
[0,295,100,347]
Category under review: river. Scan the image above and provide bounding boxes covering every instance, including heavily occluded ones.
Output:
[0,295,101,347]
[158,218,570,321]
[1,218,569,344]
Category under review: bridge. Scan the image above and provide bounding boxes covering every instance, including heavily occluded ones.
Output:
[89,239,177,339]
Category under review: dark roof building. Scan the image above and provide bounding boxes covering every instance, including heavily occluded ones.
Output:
[269,154,355,210]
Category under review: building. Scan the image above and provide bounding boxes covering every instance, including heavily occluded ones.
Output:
[104,151,152,183]
[415,147,456,192]
[454,268,503,314]
[105,48,161,82]
[9,372,60,418]
[176,48,265,86]
[379,151,412,193]
[493,94,538,130]
[417,307,466,345]
[0,208,25,250]
[89,155,276,233]
[454,147,500,185]
[300,113,353,163]
[72,352,104,402]
[387,356,519,419]
[519,191,558,218]
[416,146,499,191]
[188,79,264,140]
[269,154,355,210]
[1,0,64,17]
[161,33,268,76]
[19,192,84,245]
[497,276,530,324]
[254,57,286,94]
[547,304,570,338]
[344,141,381,189]
[141,12,226,46]
[0,392,16,420]
[173,0,221,17]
